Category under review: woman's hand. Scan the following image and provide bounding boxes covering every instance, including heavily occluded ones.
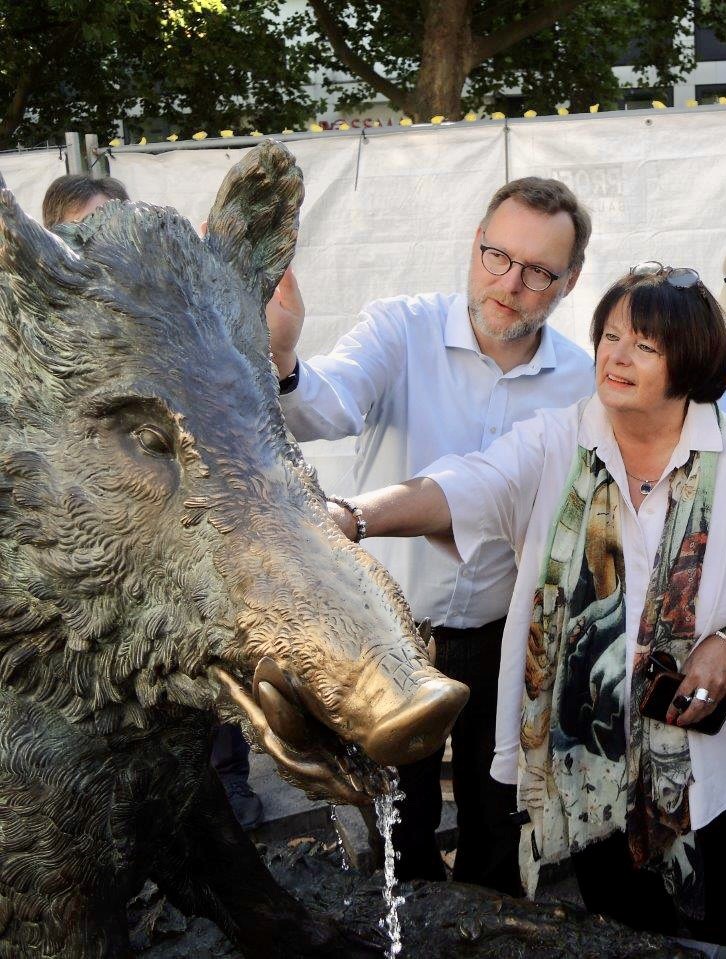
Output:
[327,499,358,541]
[666,633,726,728]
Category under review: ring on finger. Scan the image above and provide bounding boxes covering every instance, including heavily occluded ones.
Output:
[693,687,716,705]
[672,694,693,712]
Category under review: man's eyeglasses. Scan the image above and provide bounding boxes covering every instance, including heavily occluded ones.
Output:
[629,261,701,289]
[479,244,560,292]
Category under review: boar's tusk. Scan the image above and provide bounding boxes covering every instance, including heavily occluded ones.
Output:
[252,655,301,707]
[212,666,372,807]
[417,618,436,665]
[256,680,311,752]
[417,618,432,644]
[427,637,436,667]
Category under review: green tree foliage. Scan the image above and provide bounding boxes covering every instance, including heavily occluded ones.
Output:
[0,0,324,149]
[304,0,726,120]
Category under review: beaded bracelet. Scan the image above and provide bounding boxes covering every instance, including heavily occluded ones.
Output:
[328,496,368,543]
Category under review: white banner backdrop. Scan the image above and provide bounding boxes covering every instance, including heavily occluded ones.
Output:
[507,109,726,351]
[0,150,66,225]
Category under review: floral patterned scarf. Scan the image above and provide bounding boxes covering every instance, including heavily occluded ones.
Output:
[518,436,717,918]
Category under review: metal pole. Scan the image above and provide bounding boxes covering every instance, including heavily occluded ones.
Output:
[503,118,510,183]
[64,132,84,174]
[85,134,108,178]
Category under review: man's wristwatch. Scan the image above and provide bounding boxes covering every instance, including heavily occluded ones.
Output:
[278,359,300,395]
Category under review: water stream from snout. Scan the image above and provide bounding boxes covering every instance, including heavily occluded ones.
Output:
[374,770,405,959]
[328,805,351,872]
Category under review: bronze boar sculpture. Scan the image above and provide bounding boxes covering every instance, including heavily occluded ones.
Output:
[0,141,468,958]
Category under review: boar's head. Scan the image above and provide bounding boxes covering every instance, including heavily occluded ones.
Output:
[0,143,467,806]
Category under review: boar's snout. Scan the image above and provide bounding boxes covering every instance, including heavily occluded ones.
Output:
[356,677,468,766]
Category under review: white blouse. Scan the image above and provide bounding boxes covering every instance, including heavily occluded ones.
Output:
[424,395,726,830]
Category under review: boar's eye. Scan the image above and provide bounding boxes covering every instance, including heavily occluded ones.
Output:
[133,425,173,457]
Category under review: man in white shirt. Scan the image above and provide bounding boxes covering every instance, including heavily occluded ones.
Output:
[267,177,594,892]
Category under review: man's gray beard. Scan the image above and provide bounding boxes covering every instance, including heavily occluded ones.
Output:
[468,283,564,342]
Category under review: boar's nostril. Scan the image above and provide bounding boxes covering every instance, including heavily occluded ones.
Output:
[361,678,469,767]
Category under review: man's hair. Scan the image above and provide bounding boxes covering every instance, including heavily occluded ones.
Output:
[590,271,726,404]
[42,174,129,228]
[481,177,592,271]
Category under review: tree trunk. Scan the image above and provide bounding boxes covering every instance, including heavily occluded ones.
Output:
[0,69,36,150]
[411,0,473,121]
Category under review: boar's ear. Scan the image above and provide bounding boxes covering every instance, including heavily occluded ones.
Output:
[205,139,304,303]
[0,185,96,302]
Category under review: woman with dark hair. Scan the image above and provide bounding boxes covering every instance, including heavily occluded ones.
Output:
[328,264,726,943]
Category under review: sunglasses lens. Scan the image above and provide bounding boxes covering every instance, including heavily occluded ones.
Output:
[631,261,664,277]
[667,268,700,288]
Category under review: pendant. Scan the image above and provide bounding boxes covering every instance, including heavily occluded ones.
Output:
[640,481,653,495]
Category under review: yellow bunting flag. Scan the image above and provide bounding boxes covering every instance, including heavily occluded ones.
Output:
[557,107,569,116]
[464,111,478,122]
[192,131,208,140]
[399,117,413,126]
[651,100,667,109]
[718,96,726,105]
[108,138,122,147]
[589,104,599,113]
[282,128,294,134]
[685,99,698,108]
[430,115,444,124]
[338,122,350,131]
[523,110,537,118]
[166,133,178,142]
[250,130,263,137]
[491,111,506,120]
[220,129,234,138]
[138,137,147,145]
[309,123,323,132]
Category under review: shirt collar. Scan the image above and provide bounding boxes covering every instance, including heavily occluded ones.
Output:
[444,295,480,351]
[578,394,723,463]
[444,294,557,372]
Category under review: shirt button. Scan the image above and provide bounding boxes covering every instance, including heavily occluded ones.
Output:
[489,426,497,434]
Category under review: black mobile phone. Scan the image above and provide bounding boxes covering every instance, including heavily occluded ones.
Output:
[640,668,726,735]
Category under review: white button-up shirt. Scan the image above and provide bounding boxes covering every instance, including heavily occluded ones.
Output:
[282,292,594,627]
[426,395,726,830]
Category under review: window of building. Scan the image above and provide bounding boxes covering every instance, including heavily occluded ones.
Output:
[617,87,674,110]
[694,26,726,62]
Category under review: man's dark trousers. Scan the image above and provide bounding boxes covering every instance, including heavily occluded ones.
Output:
[391,619,522,895]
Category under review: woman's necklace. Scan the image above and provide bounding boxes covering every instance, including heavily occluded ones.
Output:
[625,469,657,496]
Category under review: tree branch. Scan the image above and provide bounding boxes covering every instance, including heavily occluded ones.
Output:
[469,0,585,68]
[307,0,414,113]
